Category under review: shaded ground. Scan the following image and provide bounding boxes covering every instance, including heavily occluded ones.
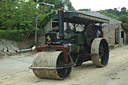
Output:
[0,46,128,85]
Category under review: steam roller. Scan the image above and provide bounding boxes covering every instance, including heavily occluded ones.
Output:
[29,7,110,79]
[32,51,72,79]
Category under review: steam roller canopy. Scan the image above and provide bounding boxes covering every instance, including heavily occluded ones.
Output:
[31,51,72,79]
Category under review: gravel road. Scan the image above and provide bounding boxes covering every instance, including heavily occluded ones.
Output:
[0,46,128,85]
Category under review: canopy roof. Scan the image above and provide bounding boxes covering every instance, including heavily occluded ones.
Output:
[52,11,109,24]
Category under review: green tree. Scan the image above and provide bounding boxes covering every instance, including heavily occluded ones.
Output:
[0,0,55,41]
[98,10,119,20]
[98,7,128,31]
[119,15,128,30]
[0,0,37,30]
[68,2,75,11]
[121,7,127,15]
[0,0,75,41]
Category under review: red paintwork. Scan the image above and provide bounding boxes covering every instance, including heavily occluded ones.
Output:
[36,45,68,64]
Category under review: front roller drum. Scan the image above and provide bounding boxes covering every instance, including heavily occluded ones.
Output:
[91,38,109,67]
[31,51,72,79]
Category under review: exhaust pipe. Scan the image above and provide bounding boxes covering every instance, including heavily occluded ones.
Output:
[16,45,36,53]
[58,8,64,40]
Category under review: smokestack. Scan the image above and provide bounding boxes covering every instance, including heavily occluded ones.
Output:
[58,8,64,40]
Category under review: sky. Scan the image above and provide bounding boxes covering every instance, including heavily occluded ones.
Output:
[70,0,128,11]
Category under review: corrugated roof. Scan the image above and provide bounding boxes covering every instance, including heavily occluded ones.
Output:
[77,11,122,26]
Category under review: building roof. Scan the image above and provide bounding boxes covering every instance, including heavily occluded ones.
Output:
[78,11,122,26]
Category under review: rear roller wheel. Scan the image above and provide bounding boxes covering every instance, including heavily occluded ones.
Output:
[31,51,72,79]
[91,38,109,67]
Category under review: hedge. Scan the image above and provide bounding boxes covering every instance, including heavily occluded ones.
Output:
[0,30,35,41]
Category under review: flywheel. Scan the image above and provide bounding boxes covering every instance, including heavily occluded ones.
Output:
[30,51,72,79]
[91,38,109,67]
[84,24,96,46]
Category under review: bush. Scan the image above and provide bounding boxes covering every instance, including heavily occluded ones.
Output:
[0,0,37,30]
[0,0,55,41]
[0,30,35,41]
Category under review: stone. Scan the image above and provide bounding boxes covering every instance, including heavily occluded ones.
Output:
[3,46,8,53]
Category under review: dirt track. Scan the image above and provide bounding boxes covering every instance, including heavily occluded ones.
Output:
[0,46,128,85]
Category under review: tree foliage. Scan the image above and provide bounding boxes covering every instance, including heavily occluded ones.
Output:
[0,0,75,30]
[98,10,119,20]
[0,0,55,41]
[0,0,37,30]
[119,15,128,30]
[0,0,75,41]
[98,7,128,31]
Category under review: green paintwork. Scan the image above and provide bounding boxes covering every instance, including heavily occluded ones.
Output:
[69,34,85,54]
[75,34,85,45]
[70,44,78,54]
[69,43,84,54]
